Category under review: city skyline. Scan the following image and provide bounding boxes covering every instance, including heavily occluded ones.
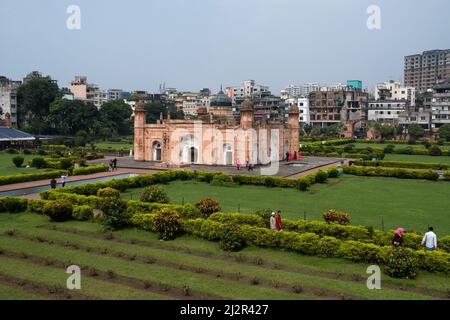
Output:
[1,0,450,93]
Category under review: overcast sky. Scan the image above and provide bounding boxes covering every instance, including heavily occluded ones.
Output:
[1,0,449,94]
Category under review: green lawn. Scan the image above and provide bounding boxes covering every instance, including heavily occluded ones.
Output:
[0,213,448,300]
[384,154,450,165]
[351,143,450,151]
[123,176,450,234]
[0,152,40,176]
[94,142,133,150]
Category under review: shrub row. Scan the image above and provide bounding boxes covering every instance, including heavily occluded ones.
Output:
[344,166,440,181]
[352,160,449,170]
[72,164,109,176]
[206,212,450,253]
[0,170,66,186]
[43,168,340,197]
[180,219,450,274]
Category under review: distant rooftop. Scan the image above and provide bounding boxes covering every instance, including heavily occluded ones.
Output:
[0,127,35,142]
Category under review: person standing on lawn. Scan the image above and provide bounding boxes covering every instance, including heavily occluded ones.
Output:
[275,210,283,231]
[60,174,67,188]
[422,227,437,251]
[392,227,405,247]
[270,212,277,230]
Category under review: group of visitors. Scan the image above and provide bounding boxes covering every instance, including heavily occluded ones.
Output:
[236,159,254,172]
[50,174,68,189]
[285,151,302,162]
[392,226,438,251]
[269,211,284,231]
[109,158,118,171]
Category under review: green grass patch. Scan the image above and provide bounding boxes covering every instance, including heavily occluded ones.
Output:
[122,177,450,233]
[0,151,40,176]
[384,154,450,165]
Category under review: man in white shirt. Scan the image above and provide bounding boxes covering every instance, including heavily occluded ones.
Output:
[422,227,437,251]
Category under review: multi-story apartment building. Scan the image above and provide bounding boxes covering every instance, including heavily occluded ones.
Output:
[309,84,368,128]
[283,97,310,124]
[226,80,270,102]
[0,76,21,127]
[281,84,320,99]
[373,81,416,106]
[367,100,407,124]
[69,76,123,108]
[431,80,450,129]
[404,49,450,92]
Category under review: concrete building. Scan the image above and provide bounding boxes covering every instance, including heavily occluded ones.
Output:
[405,49,450,92]
[69,76,123,108]
[226,80,270,102]
[134,99,300,166]
[283,97,310,124]
[309,85,368,129]
[367,100,407,124]
[0,76,21,127]
[281,84,320,99]
[431,80,450,129]
[373,81,416,106]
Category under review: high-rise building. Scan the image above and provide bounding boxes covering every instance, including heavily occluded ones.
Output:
[404,49,450,92]
[430,80,450,129]
[0,76,21,127]
[69,76,123,108]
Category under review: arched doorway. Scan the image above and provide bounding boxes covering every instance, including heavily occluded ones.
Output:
[152,141,162,161]
[223,144,232,165]
[189,147,198,163]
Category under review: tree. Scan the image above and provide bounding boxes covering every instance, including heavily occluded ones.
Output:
[408,124,425,141]
[374,123,397,140]
[144,101,184,124]
[438,124,450,141]
[99,100,133,137]
[48,99,99,136]
[17,78,61,134]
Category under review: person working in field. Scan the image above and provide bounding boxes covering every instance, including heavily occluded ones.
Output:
[392,227,405,247]
[422,227,438,251]
[275,211,283,231]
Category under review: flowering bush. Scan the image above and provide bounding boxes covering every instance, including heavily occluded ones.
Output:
[196,198,221,218]
[154,207,182,240]
[97,187,120,198]
[383,247,417,279]
[322,210,350,225]
[140,186,170,204]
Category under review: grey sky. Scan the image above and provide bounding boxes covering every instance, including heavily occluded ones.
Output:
[1,0,449,94]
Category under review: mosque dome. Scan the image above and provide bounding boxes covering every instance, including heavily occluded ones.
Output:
[210,88,232,107]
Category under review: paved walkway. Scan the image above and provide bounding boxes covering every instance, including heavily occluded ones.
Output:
[0,168,156,193]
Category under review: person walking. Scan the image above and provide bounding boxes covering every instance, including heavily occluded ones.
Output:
[275,210,283,231]
[422,227,437,251]
[392,228,405,247]
[109,159,114,172]
[60,174,67,188]
[113,158,118,171]
[286,152,289,162]
[236,159,241,171]
[270,212,277,230]
[50,177,57,189]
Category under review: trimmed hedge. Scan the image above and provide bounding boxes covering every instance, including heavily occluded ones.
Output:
[72,164,109,176]
[0,197,29,213]
[353,160,448,170]
[180,219,450,274]
[0,170,66,186]
[344,166,440,181]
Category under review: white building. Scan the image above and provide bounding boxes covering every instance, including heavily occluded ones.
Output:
[226,80,270,101]
[373,81,416,106]
[281,83,320,99]
[368,100,407,124]
[283,96,310,124]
